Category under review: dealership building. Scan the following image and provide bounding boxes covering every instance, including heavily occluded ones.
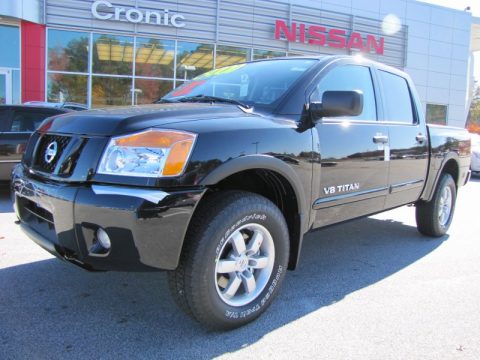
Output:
[1,0,479,127]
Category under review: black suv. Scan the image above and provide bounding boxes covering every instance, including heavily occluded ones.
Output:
[0,105,70,181]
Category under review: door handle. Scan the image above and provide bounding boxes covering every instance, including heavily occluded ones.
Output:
[416,134,427,143]
[373,135,389,144]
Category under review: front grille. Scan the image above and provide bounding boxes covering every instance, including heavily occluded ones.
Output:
[33,134,71,173]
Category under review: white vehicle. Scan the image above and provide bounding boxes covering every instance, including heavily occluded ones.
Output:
[471,133,480,176]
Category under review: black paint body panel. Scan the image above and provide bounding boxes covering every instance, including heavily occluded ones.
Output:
[12,164,204,271]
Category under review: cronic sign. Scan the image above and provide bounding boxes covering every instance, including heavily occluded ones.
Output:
[91,0,186,28]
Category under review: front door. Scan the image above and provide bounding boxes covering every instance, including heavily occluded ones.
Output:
[310,63,389,228]
[0,69,12,104]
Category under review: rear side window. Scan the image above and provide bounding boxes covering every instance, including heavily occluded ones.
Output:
[378,70,415,124]
[10,111,50,132]
[311,65,377,121]
[0,109,11,131]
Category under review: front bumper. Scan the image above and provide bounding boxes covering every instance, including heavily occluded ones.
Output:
[11,164,205,271]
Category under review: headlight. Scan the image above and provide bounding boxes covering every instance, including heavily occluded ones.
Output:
[97,129,197,177]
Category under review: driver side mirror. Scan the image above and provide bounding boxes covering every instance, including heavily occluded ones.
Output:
[310,90,363,121]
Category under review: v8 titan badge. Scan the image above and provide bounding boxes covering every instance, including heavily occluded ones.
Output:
[44,141,58,164]
[324,183,360,195]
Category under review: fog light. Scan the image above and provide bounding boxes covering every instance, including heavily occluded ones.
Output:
[96,228,111,250]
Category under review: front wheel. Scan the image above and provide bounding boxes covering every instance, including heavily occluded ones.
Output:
[416,173,457,237]
[168,190,289,330]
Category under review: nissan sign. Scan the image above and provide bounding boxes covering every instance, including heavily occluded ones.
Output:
[91,0,186,28]
[274,20,385,55]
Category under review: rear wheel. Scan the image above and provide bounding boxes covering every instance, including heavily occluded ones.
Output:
[168,190,289,330]
[416,173,456,237]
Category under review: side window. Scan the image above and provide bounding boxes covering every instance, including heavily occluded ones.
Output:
[378,70,415,124]
[0,109,11,131]
[10,111,50,132]
[312,65,377,121]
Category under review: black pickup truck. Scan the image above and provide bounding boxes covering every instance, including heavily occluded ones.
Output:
[11,56,471,330]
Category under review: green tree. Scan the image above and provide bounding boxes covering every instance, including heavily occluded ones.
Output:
[467,86,480,134]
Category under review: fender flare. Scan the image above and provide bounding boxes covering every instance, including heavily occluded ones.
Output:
[422,151,460,202]
[200,155,308,222]
[200,155,310,269]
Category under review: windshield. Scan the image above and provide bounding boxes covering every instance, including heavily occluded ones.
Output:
[162,59,317,109]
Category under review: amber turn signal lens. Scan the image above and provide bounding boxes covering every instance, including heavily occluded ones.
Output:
[163,140,195,176]
[115,130,193,148]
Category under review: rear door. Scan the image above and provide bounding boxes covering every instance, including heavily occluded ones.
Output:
[375,69,429,209]
[310,63,390,227]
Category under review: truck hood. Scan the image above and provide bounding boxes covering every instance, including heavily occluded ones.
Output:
[41,103,257,136]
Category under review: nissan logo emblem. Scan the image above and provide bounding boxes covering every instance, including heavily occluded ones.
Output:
[44,141,58,164]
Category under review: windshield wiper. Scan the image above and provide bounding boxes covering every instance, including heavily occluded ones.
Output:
[153,98,179,104]
[177,95,251,109]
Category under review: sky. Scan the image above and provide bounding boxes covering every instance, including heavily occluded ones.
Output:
[418,0,480,81]
[418,0,480,16]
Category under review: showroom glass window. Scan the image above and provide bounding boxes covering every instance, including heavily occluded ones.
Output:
[46,29,317,108]
[0,24,19,68]
[134,37,175,104]
[176,42,214,82]
[91,34,133,107]
[0,24,20,104]
[47,29,89,105]
[216,45,250,68]
[253,49,285,60]
[134,79,174,105]
[91,77,131,107]
[135,37,175,78]
[48,29,88,72]
[426,104,448,125]
[93,34,133,75]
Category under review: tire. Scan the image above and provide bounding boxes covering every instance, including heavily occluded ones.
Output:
[416,173,456,237]
[168,190,289,330]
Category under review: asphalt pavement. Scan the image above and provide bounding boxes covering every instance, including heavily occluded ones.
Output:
[1,179,479,359]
